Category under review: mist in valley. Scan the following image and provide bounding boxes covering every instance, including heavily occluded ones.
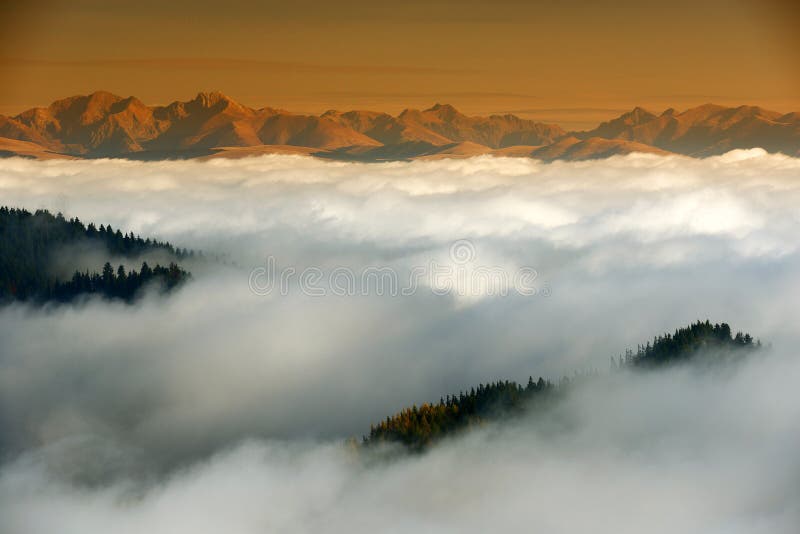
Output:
[1,150,799,532]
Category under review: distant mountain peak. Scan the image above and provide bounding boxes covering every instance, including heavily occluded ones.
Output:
[426,103,460,118]
[49,90,122,112]
[1,92,798,161]
[87,90,122,101]
[192,91,236,109]
[623,106,657,123]
[682,103,727,119]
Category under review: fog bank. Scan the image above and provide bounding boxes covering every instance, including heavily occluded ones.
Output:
[1,151,799,532]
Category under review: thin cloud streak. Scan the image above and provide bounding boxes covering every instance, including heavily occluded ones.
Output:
[0,57,474,75]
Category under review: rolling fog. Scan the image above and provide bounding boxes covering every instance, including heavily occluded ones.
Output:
[1,150,799,532]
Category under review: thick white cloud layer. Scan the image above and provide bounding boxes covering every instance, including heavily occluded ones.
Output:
[1,151,799,532]
[3,355,799,534]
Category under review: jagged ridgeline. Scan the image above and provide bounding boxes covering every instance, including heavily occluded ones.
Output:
[363,321,760,450]
[0,206,192,304]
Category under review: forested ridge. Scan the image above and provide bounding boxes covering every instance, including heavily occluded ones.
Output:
[364,321,760,449]
[0,206,191,303]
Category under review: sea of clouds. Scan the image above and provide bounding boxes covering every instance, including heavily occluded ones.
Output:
[0,150,799,533]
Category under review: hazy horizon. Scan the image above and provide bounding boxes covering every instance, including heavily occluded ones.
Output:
[4,87,798,127]
[2,0,798,127]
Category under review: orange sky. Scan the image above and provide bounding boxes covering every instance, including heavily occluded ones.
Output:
[1,0,798,129]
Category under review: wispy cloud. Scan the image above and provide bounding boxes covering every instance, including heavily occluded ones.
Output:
[0,57,474,75]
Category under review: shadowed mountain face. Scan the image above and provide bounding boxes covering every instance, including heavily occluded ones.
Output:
[1,91,798,161]
[396,103,566,148]
[580,104,800,157]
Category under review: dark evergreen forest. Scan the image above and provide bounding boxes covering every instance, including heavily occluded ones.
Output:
[0,206,191,303]
[364,321,760,449]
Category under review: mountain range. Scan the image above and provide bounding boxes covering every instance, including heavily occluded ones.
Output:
[1,91,798,162]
